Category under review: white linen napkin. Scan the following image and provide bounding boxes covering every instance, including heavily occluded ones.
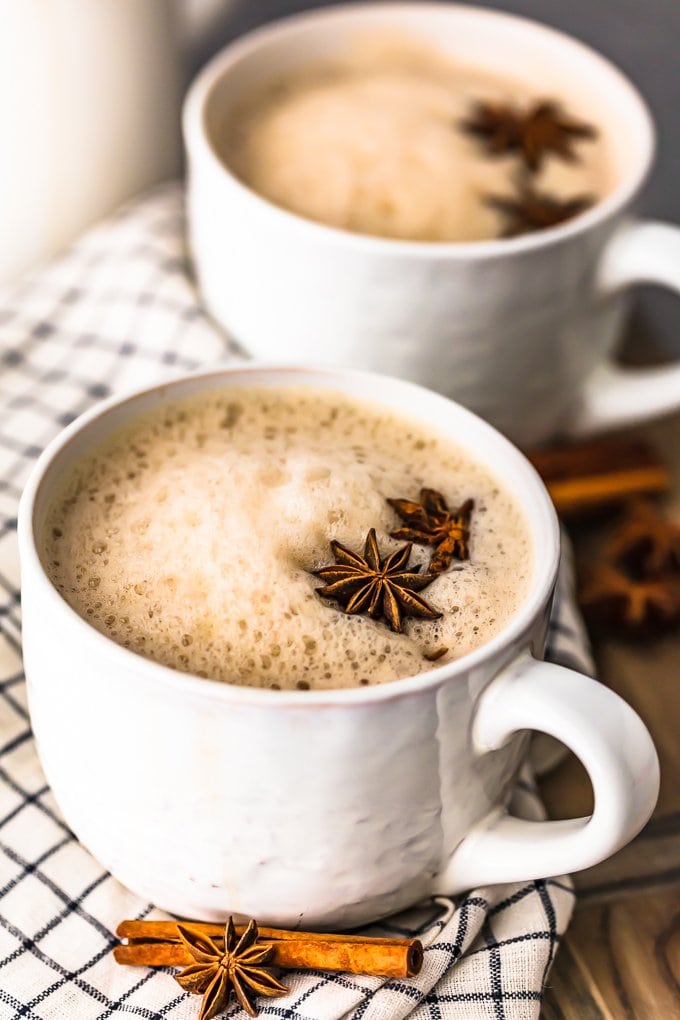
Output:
[0,184,594,1020]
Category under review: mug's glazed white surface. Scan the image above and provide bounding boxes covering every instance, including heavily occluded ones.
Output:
[19,366,659,927]
[184,4,680,447]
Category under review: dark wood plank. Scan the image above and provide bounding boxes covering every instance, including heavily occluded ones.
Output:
[540,413,680,1016]
[540,630,680,903]
[543,889,680,1018]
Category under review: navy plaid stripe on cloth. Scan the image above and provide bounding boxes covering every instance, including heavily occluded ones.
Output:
[0,184,594,1019]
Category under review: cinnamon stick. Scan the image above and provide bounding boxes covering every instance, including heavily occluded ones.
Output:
[528,438,670,516]
[115,920,423,979]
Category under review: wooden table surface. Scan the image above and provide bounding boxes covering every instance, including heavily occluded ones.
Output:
[539,415,680,1019]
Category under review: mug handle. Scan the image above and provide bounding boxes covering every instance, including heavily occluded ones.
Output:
[568,220,680,436]
[435,653,659,892]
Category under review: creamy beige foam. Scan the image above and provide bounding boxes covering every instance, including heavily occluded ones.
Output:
[221,37,611,242]
[44,386,532,689]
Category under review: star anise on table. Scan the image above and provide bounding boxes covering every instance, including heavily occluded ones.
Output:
[387,490,474,574]
[313,528,441,633]
[604,499,680,576]
[461,99,597,172]
[175,917,288,1019]
[579,500,680,637]
[579,562,680,635]
[485,182,593,237]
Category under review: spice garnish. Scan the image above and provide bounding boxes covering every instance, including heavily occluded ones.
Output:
[115,917,424,980]
[604,499,680,576]
[461,99,597,173]
[579,500,680,636]
[423,646,449,662]
[388,490,474,574]
[527,437,670,517]
[484,182,593,237]
[314,528,441,633]
[175,917,288,1019]
[579,562,680,635]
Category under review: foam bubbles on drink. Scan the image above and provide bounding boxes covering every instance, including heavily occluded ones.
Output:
[221,36,610,243]
[44,387,532,690]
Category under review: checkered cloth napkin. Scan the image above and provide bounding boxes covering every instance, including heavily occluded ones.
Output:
[0,184,594,1020]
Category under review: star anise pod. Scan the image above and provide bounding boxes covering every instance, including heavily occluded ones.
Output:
[604,499,680,577]
[175,917,288,1019]
[579,501,680,637]
[485,182,593,237]
[579,562,680,636]
[314,528,441,633]
[387,490,474,574]
[461,99,596,172]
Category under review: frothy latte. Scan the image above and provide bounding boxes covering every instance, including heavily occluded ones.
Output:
[43,386,532,689]
[221,37,610,243]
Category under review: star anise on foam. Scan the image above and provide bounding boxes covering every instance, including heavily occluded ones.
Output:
[461,100,597,173]
[484,181,593,237]
[387,490,474,575]
[175,917,288,1019]
[314,528,441,633]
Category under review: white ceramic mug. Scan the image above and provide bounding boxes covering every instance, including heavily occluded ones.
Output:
[19,365,659,927]
[0,0,237,287]
[184,3,680,448]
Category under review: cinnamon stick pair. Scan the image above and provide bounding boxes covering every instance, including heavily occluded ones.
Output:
[115,919,423,979]
[529,436,669,516]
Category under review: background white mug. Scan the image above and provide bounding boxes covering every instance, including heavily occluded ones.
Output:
[0,0,238,287]
[184,3,680,448]
[19,365,659,927]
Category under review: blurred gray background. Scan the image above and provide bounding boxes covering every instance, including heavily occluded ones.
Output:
[195,0,680,360]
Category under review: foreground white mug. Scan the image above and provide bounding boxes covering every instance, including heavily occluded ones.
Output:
[184,3,680,448]
[19,365,659,927]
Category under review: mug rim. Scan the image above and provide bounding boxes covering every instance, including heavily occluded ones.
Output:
[18,364,560,707]
[183,0,655,259]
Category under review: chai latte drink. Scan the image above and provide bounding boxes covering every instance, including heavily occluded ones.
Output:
[220,36,611,243]
[43,387,532,689]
